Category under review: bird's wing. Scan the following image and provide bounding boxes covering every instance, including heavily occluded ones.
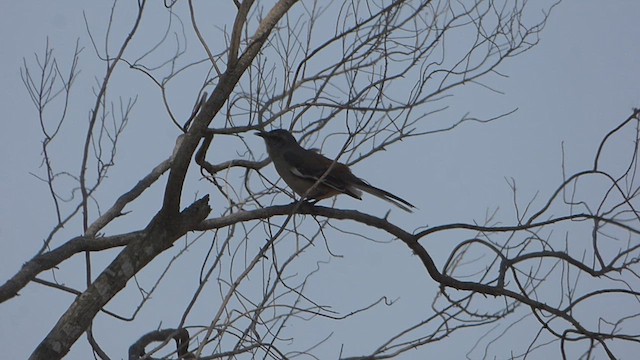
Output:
[282,147,415,212]
[283,148,363,199]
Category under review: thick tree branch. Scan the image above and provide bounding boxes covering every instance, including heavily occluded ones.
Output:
[161,0,299,216]
[29,2,299,359]
[29,196,211,360]
[0,232,143,303]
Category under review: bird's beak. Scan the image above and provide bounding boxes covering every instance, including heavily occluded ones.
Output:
[255,131,266,138]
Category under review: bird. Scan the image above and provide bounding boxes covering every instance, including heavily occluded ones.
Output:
[256,129,415,212]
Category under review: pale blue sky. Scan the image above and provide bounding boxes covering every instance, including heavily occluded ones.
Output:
[1,1,639,359]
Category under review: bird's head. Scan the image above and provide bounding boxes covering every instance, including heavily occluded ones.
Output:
[255,129,299,151]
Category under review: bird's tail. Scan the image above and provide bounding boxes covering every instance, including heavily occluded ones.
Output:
[352,182,416,213]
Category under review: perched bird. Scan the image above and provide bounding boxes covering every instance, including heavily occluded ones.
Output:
[256,129,415,212]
